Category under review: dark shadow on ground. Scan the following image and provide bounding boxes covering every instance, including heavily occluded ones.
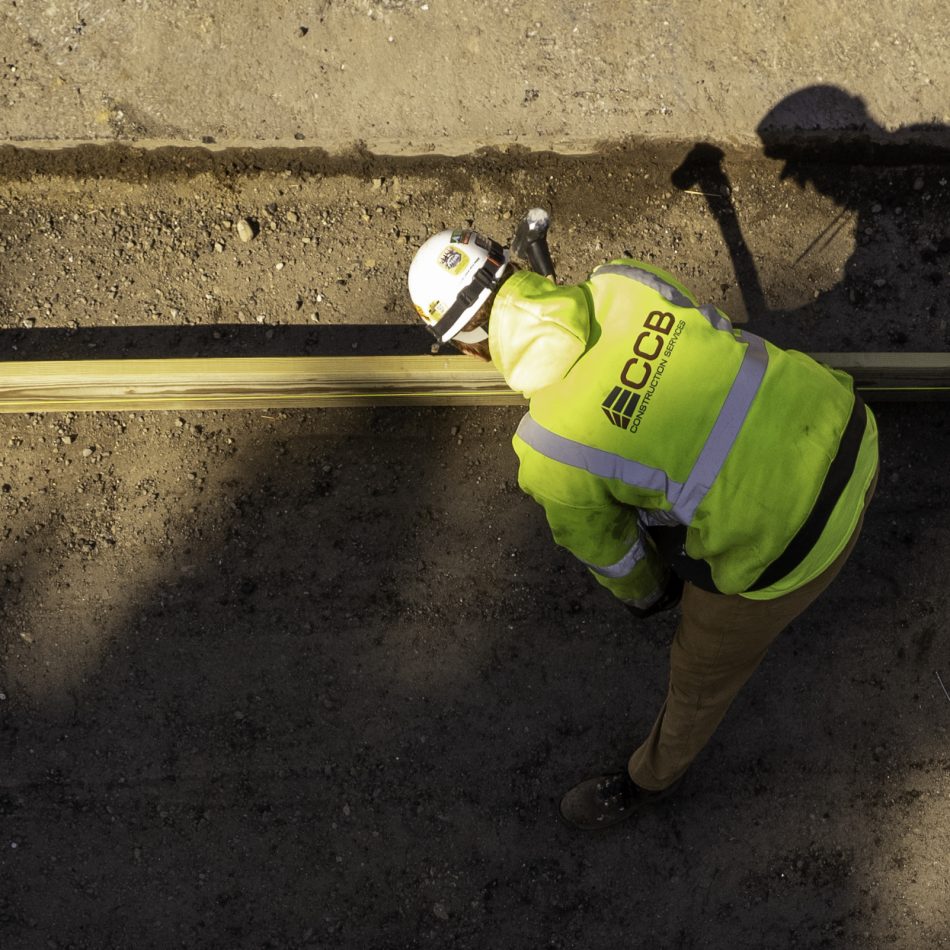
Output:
[670,85,950,352]
[0,324,433,361]
[1,398,948,949]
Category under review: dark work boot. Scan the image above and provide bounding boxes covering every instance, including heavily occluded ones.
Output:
[559,770,683,831]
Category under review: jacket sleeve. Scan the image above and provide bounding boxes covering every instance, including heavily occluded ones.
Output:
[520,488,670,608]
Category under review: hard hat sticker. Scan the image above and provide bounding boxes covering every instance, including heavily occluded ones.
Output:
[438,246,469,275]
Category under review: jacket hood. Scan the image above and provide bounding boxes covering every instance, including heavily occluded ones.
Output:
[488,270,591,397]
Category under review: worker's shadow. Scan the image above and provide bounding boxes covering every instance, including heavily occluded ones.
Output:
[672,84,950,352]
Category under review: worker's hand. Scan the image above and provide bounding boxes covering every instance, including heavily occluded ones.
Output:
[624,573,684,619]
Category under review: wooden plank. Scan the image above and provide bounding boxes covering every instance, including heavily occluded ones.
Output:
[811,352,950,399]
[0,356,522,412]
[0,352,948,412]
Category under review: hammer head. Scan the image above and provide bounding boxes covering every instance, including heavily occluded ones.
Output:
[511,207,551,259]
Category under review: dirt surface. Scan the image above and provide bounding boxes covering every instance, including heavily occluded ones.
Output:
[1,146,950,949]
[1,143,948,352]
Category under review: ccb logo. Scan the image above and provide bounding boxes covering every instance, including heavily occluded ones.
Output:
[602,386,641,429]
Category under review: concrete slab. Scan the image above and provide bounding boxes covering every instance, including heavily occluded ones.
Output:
[2,1,949,151]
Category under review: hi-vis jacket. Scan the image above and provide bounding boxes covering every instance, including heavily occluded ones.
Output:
[488,261,879,606]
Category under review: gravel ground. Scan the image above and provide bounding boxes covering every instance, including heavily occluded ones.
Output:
[0,145,949,949]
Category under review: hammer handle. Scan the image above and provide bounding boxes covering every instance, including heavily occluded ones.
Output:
[527,239,556,280]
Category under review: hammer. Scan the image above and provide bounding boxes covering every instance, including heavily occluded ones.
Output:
[511,208,556,281]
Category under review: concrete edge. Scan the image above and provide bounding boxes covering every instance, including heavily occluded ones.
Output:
[2,131,950,181]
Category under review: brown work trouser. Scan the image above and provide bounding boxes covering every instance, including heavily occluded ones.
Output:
[627,477,877,791]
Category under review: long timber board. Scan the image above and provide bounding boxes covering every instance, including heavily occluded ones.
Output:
[0,353,947,413]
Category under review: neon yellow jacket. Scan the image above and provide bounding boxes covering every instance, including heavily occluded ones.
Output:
[488,262,878,605]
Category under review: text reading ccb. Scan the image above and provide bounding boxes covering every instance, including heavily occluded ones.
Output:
[620,310,676,389]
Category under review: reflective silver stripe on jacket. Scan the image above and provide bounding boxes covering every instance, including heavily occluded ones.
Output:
[698,303,732,331]
[517,416,685,499]
[596,264,696,308]
[638,508,680,528]
[622,588,664,610]
[581,535,648,578]
[675,332,767,522]
[516,265,770,524]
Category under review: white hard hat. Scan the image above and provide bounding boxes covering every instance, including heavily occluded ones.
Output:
[408,229,510,344]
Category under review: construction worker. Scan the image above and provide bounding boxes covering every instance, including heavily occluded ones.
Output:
[407,227,879,831]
